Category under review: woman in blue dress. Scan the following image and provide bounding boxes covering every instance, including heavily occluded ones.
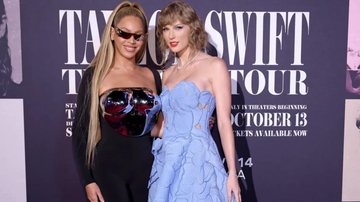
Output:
[149,1,241,202]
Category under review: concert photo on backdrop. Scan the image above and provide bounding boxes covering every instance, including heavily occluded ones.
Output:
[0,0,356,202]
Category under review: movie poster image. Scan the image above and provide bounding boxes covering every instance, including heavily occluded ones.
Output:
[346,0,360,96]
[0,0,22,97]
[0,99,26,202]
[342,99,360,201]
[0,1,26,201]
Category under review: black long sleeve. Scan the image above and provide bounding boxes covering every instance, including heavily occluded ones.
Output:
[72,67,95,187]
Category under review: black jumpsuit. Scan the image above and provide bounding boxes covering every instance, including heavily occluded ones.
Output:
[72,67,162,202]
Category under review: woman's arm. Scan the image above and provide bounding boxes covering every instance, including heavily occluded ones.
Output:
[151,112,164,137]
[72,67,96,186]
[211,58,241,202]
[211,58,237,175]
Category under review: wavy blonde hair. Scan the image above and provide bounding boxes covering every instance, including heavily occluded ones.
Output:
[86,1,148,166]
[157,1,208,64]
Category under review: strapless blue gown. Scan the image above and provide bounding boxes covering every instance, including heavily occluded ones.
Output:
[148,81,231,202]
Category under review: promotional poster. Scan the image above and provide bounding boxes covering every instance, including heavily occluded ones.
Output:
[0,0,352,202]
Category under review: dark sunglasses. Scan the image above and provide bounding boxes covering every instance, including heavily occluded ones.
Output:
[113,27,145,41]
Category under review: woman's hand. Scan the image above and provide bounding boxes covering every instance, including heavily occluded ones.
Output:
[151,112,164,138]
[85,182,105,202]
[227,173,241,202]
[209,116,215,129]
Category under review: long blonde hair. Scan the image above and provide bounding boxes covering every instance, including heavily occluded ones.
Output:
[86,1,148,166]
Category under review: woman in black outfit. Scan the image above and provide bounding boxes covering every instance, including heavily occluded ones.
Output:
[72,1,161,202]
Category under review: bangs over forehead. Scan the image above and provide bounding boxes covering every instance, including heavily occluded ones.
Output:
[158,2,195,28]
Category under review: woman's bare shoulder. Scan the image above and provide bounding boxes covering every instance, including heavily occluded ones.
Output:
[198,54,227,71]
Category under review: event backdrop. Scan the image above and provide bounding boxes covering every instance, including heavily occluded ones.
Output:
[0,0,352,201]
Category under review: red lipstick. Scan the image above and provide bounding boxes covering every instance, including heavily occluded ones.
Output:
[169,42,178,48]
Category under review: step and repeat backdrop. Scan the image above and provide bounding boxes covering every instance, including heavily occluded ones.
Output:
[1,0,358,201]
